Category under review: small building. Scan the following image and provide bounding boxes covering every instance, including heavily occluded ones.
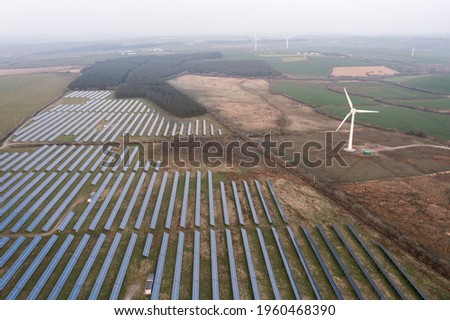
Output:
[87,192,96,203]
[145,273,155,296]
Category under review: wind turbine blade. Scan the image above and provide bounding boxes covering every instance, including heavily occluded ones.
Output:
[355,109,379,113]
[343,87,354,110]
[336,112,352,131]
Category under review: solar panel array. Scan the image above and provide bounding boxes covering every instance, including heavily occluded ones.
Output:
[256,228,281,299]
[226,229,240,300]
[110,233,138,299]
[210,229,220,300]
[240,228,260,299]
[171,231,185,300]
[192,230,201,300]
[151,232,170,300]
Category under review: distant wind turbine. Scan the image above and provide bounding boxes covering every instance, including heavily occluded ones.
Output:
[252,34,261,51]
[336,88,379,152]
[411,48,416,57]
[285,35,292,49]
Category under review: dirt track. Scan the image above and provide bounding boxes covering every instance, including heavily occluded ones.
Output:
[0,65,83,77]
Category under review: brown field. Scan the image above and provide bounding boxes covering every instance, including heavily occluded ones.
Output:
[331,65,399,77]
[170,75,340,134]
[0,65,83,77]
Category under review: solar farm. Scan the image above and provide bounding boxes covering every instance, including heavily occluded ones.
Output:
[0,90,434,299]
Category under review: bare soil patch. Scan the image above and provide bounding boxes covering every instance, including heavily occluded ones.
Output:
[331,66,398,77]
[0,65,83,77]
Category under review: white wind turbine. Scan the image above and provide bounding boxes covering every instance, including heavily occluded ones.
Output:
[252,34,261,51]
[285,35,292,49]
[336,88,379,152]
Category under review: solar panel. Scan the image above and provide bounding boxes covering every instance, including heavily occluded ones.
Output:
[120,172,147,229]
[192,230,201,300]
[48,234,91,299]
[0,172,12,184]
[104,172,136,230]
[378,243,427,300]
[26,173,82,232]
[91,172,102,185]
[139,112,154,136]
[243,180,259,224]
[0,172,23,193]
[171,121,178,136]
[73,172,114,231]
[302,226,343,300]
[202,119,206,136]
[41,173,91,232]
[147,113,160,136]
[271,227,302,299]
[1,236,26,268]
[11,173,68,233]
[68,146,95,171]
[27,234,75,300]
[89,233,122,300]
[179,171,190,228]
[194,170,201,227]
[331,225,384,299]
[208,170,215,226]
[171,231,185,300]
[154,116,165,137]
[151,232,170,300]
[135,171,158,230]
[142,233,154,258]
[90,146,112,172]
[231,181,245,225]
[150,171,169,230]
[220,181,230,226]
[1,172,57,232]
[2,152,29,171]
[195,119,199,136]
[187,121,192,135]
[0,235,10,248]
[254,180,273,223]
[317,225,363,300]
[240,228,260,299]
[7,235,58,300]
[45,146,76,171]
[1,172,35,205]
[89,173,125,231]
[57,211,76,231]
[256,228,281,299]
[57,146,86,171]
[0,236,42,291]
[110,233,138,300]
[79,147,102,172]
[347,224,406,300]
[34,146,67,171]
[226,229,240,300]
[266,179,288,223]
[210,229,220,300]
[164,171,179,229]
[0,172,47,221]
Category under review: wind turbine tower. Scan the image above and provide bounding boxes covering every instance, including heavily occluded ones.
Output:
[336,88,380,152]
[411,48,416,57]
[252,34,261,51]
[285,36,292,49]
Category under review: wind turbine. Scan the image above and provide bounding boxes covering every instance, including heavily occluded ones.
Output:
[252,34,261,51]
[285,35,292,49]
[411,48,416,57]
[336,88,379,152]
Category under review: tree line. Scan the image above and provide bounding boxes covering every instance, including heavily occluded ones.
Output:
[69,52,280,117]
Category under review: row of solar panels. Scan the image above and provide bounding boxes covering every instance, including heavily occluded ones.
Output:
[1,224,425,300]
[2,232,138,300]
[52,99,144,113]
[64,90,111,99]
[13,106,222,142]
[1,168,288,234]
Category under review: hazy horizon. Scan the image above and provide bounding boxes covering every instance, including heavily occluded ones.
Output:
[1,0,450,42]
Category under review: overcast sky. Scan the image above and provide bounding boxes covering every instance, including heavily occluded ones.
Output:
[1,0,450,40]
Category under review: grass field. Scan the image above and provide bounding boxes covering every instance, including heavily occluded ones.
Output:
[339,82,437,99]
[272,80,378,107]
[387,98,450,111]
[391,74,450,95]
[0,73,76,137]
[321,105,450,140]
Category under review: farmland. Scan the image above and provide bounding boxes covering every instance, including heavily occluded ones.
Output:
[0,73,76,137]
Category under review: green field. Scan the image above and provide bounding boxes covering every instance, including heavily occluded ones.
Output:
[0,73,76,137]
[272,80,378,107]
[267,56,372,78]
[321,104,450,140]
[387,98,450,111]
[392,74,450,95]
[339,82,437,99]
